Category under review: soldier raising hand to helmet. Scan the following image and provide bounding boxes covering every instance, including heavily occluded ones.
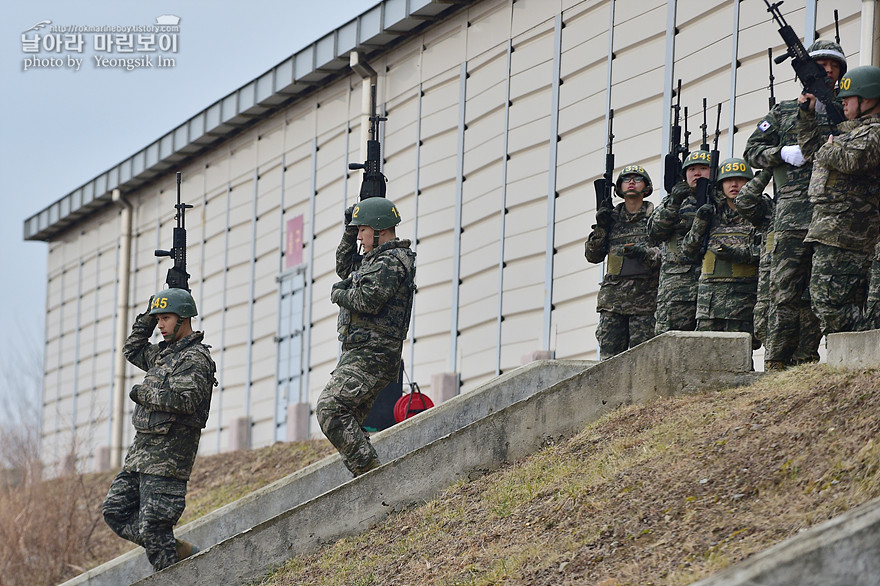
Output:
[102,288,216,572]
[585,164,661,359]
[317,197,416,477]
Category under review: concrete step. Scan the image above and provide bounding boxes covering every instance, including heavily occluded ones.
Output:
[63,358,594,585]
[134,332,755,585]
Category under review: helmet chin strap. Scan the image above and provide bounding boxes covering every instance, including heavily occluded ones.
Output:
[373,228,380,251]
[165,316,183,343]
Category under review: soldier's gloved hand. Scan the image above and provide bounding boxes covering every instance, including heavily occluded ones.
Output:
[695,204,714,223]
[129,384,144,405]
[780,145,806,167]
[669,183,690,206]
[622,243,647,260]
[595,207,615,230]
[755,168,773,186]
[344,204,358,234]
[141,296,158,327]
[330,277,352,304]
[713,243,752,264]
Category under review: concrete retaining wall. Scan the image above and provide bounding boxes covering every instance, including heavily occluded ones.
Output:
[137,332,753,585]
[693,497,880,586]
[827,329,880,369]
[63,359,593,586]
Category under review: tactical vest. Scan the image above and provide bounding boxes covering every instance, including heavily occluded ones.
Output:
[700,225,758,280]
[338,241,417,343]
[605,202,654,277]
[131,340,215,434]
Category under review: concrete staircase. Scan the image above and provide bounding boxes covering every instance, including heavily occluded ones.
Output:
[129,331,755,585]
[70,329,880,585]
[64,357,595,585]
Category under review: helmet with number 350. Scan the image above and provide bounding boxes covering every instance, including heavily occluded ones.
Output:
[716,158,753,182]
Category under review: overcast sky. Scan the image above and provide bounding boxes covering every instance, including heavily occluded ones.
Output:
[0,0,378,423]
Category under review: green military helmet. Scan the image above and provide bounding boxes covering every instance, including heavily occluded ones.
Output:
[350,197,402,230]
[716,158,753,182]
[807,39,847,76]
[614,164,653,197]
[837,65,880,100]
[682,150,712,170]
[150,288,198,318]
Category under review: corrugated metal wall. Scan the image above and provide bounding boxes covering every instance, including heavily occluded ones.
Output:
[40,0,867,473]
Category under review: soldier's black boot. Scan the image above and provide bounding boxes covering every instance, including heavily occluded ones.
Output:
[175,539,200,561]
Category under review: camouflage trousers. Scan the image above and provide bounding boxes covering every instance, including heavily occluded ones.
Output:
[697,318,756,348]
[862,252,880,331]
[654,265,699,335]
[810,243,871,335]
[317,338,402,476]
[766,233,822,364]
[102,470,187,572]
[596,310,655,360]
[754,248,771,348]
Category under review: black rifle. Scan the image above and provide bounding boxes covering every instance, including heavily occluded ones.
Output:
[768,49,779,200]
[664,79,686,193]
[155,172,193,291]
[764,0,845,124]
[594,109,614,212]
[834,10,841,45]
[682,106,691,163]
[694,104,722,253]
[700,98,709,152]
[348,84,388,200]
[694,105,722,210]
[768,48,777,109]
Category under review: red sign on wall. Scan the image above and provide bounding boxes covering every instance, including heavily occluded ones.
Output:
[285,215,304,269]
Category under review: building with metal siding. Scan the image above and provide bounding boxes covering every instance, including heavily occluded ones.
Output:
[25,0,875,474]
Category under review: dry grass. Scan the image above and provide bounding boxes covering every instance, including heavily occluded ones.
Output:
[261,365,880,586]
[0,439,334,586]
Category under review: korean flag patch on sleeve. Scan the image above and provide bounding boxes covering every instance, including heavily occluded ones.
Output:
[758,120,771,132]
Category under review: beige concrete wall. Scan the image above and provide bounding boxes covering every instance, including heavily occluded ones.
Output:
[39,0,867,472]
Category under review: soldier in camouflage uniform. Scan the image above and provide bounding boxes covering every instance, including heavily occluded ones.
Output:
[317,197,416,476]
[798,65,880,334]
[585,165,661,359]
[743,40,845,369]
[648,150,712,334]
[733,167,774,348]
[862,242,880,331]
[103,288,216,572]
[681,158,760,345]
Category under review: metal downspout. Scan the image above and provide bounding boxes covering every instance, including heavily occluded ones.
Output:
[110,188,132,468]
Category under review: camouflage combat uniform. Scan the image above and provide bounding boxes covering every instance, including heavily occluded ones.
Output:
[585,200,660,359]
[798,111,880,334]
[681,192,760,344]
[102,311,215,572]
[648,180,701,333]
[744,99,825,365]
[317,228,416,476]
[862,241,880,331]
[733,169,774,348]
